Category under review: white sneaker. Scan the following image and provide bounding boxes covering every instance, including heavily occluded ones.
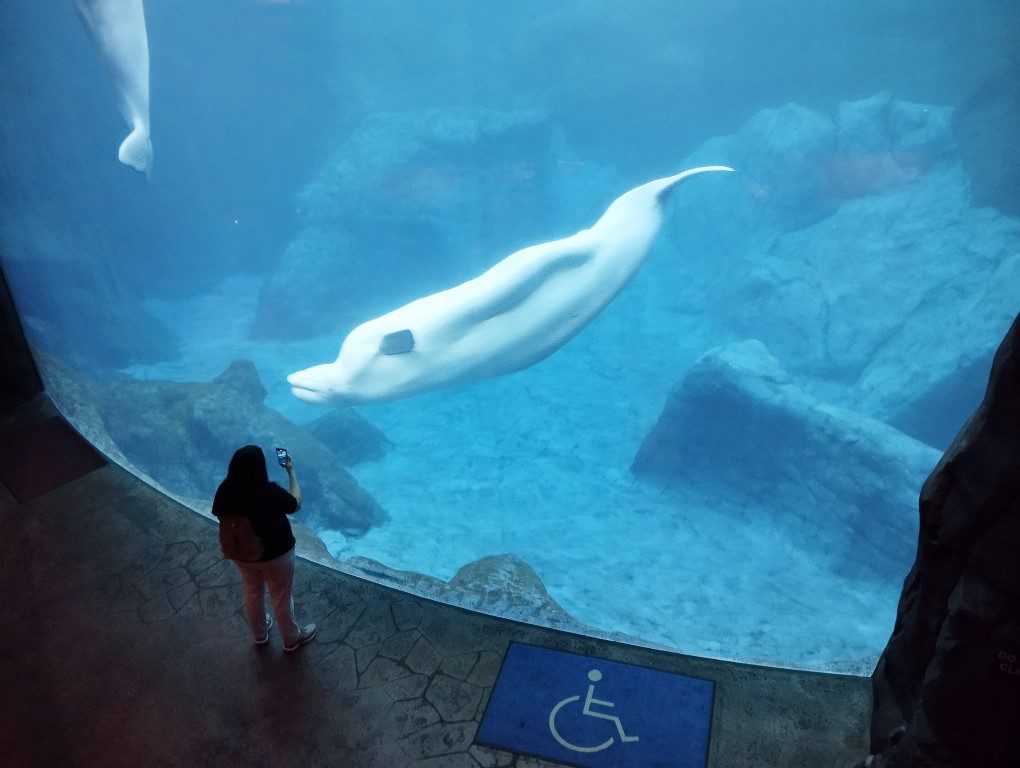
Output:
[255,614,274,646]
[283,624,317,652]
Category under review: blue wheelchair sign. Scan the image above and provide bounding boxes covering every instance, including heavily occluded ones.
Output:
[476,642,714,768]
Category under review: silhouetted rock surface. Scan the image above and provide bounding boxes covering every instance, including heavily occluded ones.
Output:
[633,340,940,580]
[0,265,42,409]
[868,312,1020,768]
[38,354,387,536]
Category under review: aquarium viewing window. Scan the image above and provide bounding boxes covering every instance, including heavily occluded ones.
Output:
[1,0,1017,670]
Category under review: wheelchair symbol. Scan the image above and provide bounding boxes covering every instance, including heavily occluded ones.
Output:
[548,669,639,753]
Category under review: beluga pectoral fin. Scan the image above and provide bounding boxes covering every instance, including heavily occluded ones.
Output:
[288,164,735,406]
[379,329,415,355]
[74,0,152,173]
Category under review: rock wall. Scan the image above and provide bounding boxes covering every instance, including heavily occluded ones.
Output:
[866,312,1019,768]
[659,94,1018,449]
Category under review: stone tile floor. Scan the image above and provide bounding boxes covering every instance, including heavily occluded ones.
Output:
[0,396,869,768]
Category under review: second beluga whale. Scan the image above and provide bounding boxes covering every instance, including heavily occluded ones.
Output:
[74,0,152,172]
[288,165,735,405]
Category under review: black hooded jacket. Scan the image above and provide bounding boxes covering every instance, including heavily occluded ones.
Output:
[212,445,298,562]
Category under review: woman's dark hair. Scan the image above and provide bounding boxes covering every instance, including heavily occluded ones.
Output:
[225,444,269,487]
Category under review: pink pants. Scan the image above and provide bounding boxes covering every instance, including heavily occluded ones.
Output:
[234,549,300,646]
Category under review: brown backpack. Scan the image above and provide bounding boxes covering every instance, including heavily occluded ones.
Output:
[218,515,265,562]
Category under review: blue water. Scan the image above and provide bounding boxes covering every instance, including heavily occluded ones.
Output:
[1,0,1018,668]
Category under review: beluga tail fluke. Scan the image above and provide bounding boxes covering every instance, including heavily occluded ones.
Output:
[287,165,736,405]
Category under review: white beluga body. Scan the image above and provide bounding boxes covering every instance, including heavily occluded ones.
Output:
[74,0,152,172]
[288,165,735,405]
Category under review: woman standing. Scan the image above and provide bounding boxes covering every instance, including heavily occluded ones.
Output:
[212,445,316,651]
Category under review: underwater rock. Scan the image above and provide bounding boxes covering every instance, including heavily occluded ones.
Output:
[253,109,563,340]
[345,553,587,633]
[253,537,613,643]
[304,406,390,466]
[294,109,553,240]
[250,227,358,341]
[32,350,137,470]
[290,518,338,563]
[855,250,1020,449]
[728,161,1019,409]
[658,96,963,356]
[677,95,953,240]
[954,64,1020,218]
[689,102,840,232]
[633,340,940,579]
[42,356,387,536]
[827,93,954,198]
[103,359,386,535]
[678,95,1013,449]
[446,555,575,626]
[869,312,1020,768]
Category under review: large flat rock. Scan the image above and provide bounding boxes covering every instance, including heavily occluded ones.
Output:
[633,340,940,580]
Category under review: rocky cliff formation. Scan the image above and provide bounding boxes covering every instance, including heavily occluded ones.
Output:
[864,312,1019,768]
[38,353,388,536]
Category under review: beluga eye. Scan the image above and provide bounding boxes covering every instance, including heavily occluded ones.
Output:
[379,328,415,355]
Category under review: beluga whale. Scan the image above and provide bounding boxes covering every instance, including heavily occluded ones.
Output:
[74,0,152,173]
[288,165,735,405]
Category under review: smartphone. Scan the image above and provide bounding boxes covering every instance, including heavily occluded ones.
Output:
[275,447,289,467]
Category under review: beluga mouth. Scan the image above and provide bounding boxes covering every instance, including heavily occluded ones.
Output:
[287,367,343,405]
[288,383,332,405]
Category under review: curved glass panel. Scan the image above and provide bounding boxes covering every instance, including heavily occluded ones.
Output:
[1,1,1017,669]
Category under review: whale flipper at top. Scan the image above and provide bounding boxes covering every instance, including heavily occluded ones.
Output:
[288,165,735,405]
[74,0,152,173]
